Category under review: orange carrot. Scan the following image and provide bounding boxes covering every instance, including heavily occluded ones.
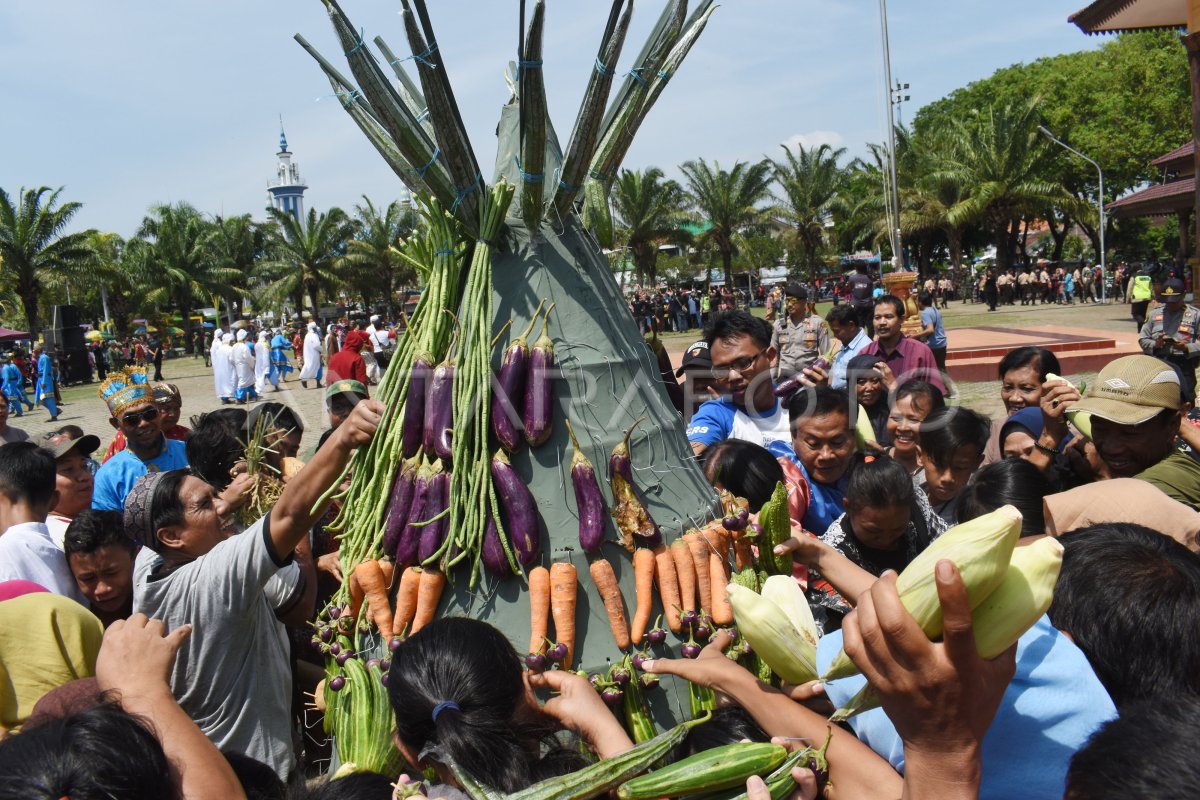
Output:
[392,567,422,639]
[734,537,755,572]
[528,565,551,654]
[348,569,365,621]
[709,552,733,625]
[549,562,578,668]
[378,559,396,591]
[684,531,712,614]
[589,559,631,651]
[653,545,682,633]
[631,548,656,645]
[671,539,697,614]
[411,569,446,634]
[354,560,394,636]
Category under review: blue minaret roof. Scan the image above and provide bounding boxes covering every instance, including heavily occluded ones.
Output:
[279,119,288,153]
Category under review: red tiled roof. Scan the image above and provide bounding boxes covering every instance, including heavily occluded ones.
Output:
[1151,140,1195,168]
[1107,177,1195,217]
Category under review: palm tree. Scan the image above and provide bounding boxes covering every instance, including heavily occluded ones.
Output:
[209,214,262,327]
[679,158,774,288]
[259,206,355,321]
[611,168,688,287]
[0,186,94,337]
[340,197,415,317]
[936,101,1067,272]
[771,143,846,280]
[134,202,239,343]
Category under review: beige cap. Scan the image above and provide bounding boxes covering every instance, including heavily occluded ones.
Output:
[1068,355,1181,427]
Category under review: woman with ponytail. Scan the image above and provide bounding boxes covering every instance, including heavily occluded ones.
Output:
[387,618,633,793]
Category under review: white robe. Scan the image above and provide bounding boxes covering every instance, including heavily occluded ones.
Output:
[254,341,270,393]
[210,333,224,398]
[299,331,323,381]
[215,344,236,398]
[232,342,256,390]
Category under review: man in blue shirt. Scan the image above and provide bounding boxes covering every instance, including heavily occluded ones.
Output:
[686,311,793,459]
[93,366,188,511]
[826,305,872,389]
[917,290,948,376]
[33,345,59,421]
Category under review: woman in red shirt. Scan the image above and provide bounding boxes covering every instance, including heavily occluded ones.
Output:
[326,330,370,390]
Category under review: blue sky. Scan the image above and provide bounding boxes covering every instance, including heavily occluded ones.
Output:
[0,1,1104,237]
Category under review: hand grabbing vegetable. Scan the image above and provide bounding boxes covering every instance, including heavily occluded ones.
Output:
[641,629,753,694]
[841,562,1015,795]
[745,765,818,800]
[336,398,385,449]
[316,551,344,583]
[526,668,633,759]
[215,471,256,517]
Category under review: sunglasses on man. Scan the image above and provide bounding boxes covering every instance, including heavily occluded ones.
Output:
[121,406,160,426]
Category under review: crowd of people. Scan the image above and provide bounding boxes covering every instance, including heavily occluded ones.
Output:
[3,277,1200,798]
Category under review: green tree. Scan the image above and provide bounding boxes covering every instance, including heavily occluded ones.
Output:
[936,101,1067,272]
[134,202,239,343]
[611,168,688,287]
[209,214,262,326]
[771,143,846,280]
[679,158,774,288]
[0,186,94,337]
[340,197,416,317]
[259,206,355,321]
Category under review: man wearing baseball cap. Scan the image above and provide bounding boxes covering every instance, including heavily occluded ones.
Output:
[1138,278,1200,402]
[1059,355,1200,509]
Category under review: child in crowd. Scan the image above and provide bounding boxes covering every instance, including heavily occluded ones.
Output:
[43,430,100,549]
[956,457,1056,538]
[885,380,944,474]
[915,406,990,525]
[64,509,137,628]
[846,353,891,447]
[0,442,82,601]
[700,437,786,512]
[50,424,102,473]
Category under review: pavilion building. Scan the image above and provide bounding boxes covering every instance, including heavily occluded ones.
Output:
[1107,140,1196,266]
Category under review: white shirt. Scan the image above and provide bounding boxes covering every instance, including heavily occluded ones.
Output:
[366,323,383,353]
[686,398,795,459]
[0,521,85,602]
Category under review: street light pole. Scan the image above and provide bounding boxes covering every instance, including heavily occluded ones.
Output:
[1038,125,1107,302]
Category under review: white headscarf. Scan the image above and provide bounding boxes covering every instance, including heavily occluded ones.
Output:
[214,328,223,338]
[221,333,233,344]
[236,329,248,342]
[308,321,318,332]
[258,331,269,341]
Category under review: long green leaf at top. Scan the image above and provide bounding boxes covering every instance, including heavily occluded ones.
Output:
[518,1,548,232]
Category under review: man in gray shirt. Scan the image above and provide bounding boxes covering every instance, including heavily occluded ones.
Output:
[127,399,383,779]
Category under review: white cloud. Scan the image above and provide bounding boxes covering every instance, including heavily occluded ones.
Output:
[782,131,846,151]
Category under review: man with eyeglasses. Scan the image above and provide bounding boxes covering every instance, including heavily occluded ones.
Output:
[686,311,794,459]
[92,367,188,512]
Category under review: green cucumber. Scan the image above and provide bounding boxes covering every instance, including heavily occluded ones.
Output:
[716,748,811,800]
[617,742,788,800]
[437,711,712,800]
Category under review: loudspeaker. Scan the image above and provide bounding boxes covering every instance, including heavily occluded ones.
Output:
[59,348,92,385]
[51,305,81,331]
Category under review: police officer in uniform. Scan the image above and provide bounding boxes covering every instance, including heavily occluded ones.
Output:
[770,283,830,381]
[1127,265,1156,333]
[1139,278,1200,402]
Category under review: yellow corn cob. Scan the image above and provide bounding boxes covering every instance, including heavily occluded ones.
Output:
[761,574,819,649]
[727,583,818,685]
[823,505,1022,680]
[854,403,876,450]
[829,535,1063,722]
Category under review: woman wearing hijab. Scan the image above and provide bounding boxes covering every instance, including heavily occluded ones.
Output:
[299,322,324,389]
[326,330,370,390]
[254,331,271,394]
[232,330,256,403]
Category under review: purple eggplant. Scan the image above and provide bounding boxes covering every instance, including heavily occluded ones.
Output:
[424,358,455,462]
[522,303,556,447]
[402,355,433,459]
[381,456,420,559]
[773,356,831,400]
[492,300,545,453]
[608,417,661,552]
[394,458,432,567]
[417,459,449,564]
[565,419,606,552]
[491,449,540,565]
[481,515,516,577]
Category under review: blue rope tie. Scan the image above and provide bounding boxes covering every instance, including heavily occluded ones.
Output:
[658,69,671,82]
[394,44,439,69]
[626,67,648,87]
[587,169,608,182]
[434,249,455,256]
[344,28,367,57]
[514,157,544,184]
[416,107,430,123]
[516,59,544,80]
[337,89,362,105]
[558,179,580,193]
[409,146,440,178]
[594,57,613,77]
[451,174,482,212]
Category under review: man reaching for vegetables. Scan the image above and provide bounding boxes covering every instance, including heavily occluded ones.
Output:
[126,398,383,780]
